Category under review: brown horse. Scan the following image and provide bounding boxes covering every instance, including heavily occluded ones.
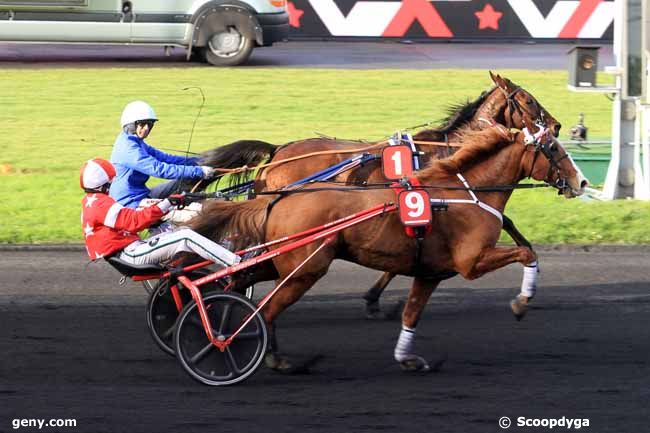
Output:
[199,72,562,317]
[252,72,560,191]
[190,125,588,373]
[200,72,560,191]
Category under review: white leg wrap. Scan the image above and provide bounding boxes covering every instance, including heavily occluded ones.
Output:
[520,261,538,298]
[394,326,416,362]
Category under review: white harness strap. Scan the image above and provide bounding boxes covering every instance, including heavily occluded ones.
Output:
[429,173,503,225]
[522,124,547,145]
[389,131,420,170]
[478,117,495,126]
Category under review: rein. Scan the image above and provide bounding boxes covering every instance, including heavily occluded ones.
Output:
[205,139,462,176]
[255,181,551,196]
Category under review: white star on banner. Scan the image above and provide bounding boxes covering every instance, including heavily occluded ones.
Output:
[84,223,94,237]
[85,194,98,207]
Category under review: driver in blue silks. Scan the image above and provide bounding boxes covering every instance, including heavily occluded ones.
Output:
[109,100,216,209]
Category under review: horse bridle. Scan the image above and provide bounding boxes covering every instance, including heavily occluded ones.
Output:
[499,86,569,191]
[524,126,571,192]
[501,86,547,132]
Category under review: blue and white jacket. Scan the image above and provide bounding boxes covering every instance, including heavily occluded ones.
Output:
[109,132,203,208]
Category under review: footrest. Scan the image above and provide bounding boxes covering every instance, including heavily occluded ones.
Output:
[106,256,165,277]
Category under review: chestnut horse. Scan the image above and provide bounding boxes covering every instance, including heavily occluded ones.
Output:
[198,72,562,317]
[190,126,588,373]
[252,72,560,191]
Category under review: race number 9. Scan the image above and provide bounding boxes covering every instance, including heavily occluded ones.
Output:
[382,145,414,180]
[398,189,432,226]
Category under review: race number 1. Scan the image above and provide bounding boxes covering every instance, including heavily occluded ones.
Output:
[398,189,432,227]
[382,145,413,180]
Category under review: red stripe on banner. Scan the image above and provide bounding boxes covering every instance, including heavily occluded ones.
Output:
[383,0,453,37]
[558,0,603,38]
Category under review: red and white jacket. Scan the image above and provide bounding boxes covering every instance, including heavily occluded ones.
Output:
[81,192,170,260]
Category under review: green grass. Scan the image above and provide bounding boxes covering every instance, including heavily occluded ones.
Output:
[0,67,643,244]
[502,189,650,244]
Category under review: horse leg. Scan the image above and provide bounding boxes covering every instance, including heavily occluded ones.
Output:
[262,272,328,374]
[501,216,538,319]
[362,272,397,319]
[461,246,538,320]
[393,277,443,372]
[502,215,533,250]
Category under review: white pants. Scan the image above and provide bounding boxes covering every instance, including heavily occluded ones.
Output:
[119,228,240,267]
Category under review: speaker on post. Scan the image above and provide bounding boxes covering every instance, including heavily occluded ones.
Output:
[568,46,600,88]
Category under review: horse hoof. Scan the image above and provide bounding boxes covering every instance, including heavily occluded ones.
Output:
[366,309,389,320]
[384,300,405,321]
[365,302,385,320]
[510,295,531,321]
[264,352,294,372]
[265,352,324,374]
[399,356,431,372]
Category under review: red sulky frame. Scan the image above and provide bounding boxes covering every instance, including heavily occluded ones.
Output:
[131,202,398,354]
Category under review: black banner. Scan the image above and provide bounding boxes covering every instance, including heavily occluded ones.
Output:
[286,0,614,41]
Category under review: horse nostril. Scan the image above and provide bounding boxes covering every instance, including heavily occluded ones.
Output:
[580,179,589,189]
[554,124,561,136]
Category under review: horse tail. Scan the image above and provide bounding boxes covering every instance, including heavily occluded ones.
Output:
[200,140,280,187]
[201,140,279,170]
[189,197,272,251]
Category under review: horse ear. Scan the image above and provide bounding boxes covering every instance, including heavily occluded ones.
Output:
[490,71,507,90]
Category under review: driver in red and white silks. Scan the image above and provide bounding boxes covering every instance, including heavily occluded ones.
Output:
[80,158,238,267]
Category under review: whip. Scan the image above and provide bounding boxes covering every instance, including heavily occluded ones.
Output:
[178,86,206,193]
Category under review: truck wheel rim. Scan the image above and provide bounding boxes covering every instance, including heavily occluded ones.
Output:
[208,29,243,58]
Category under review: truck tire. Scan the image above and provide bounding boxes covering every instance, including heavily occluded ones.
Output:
[202,26,254,66]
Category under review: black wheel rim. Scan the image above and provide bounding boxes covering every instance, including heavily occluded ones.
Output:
[175,292,267,386]
[146,271,225,356]
[146,282,191,356]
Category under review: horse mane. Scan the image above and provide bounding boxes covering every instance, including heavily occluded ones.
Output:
[438,86,498,133]
[412,86,497,141]
[188,197,271,250]
[416,126,516,179]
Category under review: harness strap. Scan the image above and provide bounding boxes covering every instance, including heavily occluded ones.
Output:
[390,132,422,170]
[478,117,495,126]
[453,173,503,224]
[213,138,462,175]
[444,133,452,157]
[405,133,420,170]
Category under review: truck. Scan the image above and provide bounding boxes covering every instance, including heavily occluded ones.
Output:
[0,0,289,66]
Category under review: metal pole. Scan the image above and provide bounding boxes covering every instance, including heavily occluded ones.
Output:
[603,0,638,199]
[638,104,650,198]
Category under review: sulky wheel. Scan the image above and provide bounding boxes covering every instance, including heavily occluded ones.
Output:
[174,291,267,386]
[142,279,157,295]
[146,270,225,356]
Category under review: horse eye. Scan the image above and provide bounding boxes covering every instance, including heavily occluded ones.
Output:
[527,99,534,105]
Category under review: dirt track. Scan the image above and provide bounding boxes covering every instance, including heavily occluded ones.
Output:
[1,247,649,433]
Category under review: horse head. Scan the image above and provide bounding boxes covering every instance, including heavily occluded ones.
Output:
[518,128,588,198]
[487,71,561,137]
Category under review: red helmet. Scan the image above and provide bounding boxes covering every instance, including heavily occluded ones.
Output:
[80,158,116,190]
